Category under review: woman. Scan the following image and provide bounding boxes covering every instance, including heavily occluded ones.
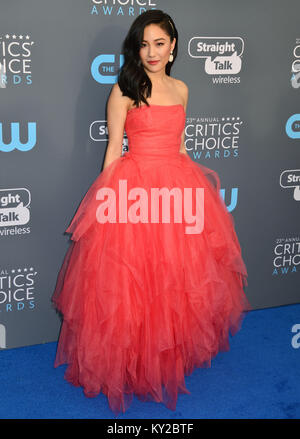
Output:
[103,10,186,170]
[52,10,252,415]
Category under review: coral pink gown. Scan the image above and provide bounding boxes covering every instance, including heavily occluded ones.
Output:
[52,103,252,415]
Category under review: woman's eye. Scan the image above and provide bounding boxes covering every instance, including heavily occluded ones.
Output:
[140,43,164,48]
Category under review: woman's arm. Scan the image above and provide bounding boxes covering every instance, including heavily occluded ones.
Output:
[102,83,129,170]
[178,80,189,155]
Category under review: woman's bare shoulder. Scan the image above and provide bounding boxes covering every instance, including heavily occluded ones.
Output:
[172,77,188,93]
[110,82,123,97]
[108,83,132,113]
[168,76,187,88]
[170,77,189,104]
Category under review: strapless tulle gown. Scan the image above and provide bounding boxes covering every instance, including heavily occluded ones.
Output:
[52,103,252,415]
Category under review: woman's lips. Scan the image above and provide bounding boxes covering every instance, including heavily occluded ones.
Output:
[148,60,159,65]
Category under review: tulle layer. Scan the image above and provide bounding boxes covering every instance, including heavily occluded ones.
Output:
[52,152,252,415]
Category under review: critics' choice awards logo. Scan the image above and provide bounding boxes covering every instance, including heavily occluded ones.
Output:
[291,38,300,89]
[272,237,300,276]
[90,119,128,153]
[184,115,241,212]
[280,169,300,201]
[90,0,157,16]
[0,267,37,313]
[0,34,34,88]
[185,115,243,160]
[188,37,244,83]
[0,122,37,152]
[0,188,31,237]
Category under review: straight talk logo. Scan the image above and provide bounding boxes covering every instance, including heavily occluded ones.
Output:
[96,180,205,234]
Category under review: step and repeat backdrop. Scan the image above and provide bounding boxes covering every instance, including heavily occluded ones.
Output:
[0,0,299,349]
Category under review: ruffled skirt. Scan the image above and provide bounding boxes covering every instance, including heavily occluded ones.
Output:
[52,151,252,415]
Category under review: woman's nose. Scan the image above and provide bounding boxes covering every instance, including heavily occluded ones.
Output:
[148,45,156,57]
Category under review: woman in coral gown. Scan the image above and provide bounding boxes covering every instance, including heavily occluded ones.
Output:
[52,9,252,415]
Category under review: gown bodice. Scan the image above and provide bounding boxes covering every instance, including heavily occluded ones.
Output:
[124,104,186,157]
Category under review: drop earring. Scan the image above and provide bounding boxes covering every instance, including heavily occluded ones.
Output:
[169,51,174,63]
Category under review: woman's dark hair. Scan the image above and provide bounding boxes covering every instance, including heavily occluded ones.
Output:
[117,10,178,108]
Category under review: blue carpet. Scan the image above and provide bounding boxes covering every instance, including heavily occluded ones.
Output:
[0,304,299,419]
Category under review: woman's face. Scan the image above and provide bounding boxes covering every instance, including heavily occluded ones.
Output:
[139,23,176,73]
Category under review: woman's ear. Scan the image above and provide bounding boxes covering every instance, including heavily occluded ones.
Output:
[171,38,176,52]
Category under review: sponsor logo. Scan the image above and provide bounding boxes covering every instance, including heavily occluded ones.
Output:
[90,119,128,153]
[0,122,37,152]
[286,114,300,139]
[91,54,124,84]
[280,169,300,201]
[188,37,243,83]
[291,38,300,88]
[0,188,31,236]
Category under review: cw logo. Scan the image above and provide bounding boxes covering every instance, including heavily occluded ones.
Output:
[220,187,238,212]
[285,114,300,139]
[91,54,124,84]
[0,122,37,152]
